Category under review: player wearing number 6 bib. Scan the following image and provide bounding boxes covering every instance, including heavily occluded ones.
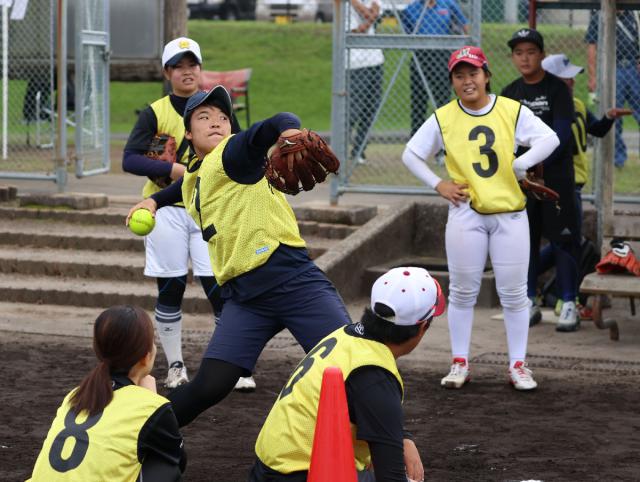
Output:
[27,306,185,482]
[402,46,559,390]
[252,267,445,482]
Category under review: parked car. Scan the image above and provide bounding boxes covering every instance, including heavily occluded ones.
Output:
[188,0,256,20]
[255,0,333,23]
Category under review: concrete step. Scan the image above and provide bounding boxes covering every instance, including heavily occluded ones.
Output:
[293,203,377,226]
[297,220,359,239]
[0,219,144,252]
[0,205,127,225]
[0,273,212,313]
[364,256,499,307]
[0,246,146,281]
[0,203,375,230]
[0,233,336,282]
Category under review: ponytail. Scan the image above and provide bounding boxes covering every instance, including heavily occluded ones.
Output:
[70,306,154,416]
[70,361,113,416]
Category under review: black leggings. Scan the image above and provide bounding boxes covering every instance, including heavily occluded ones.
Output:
[198,275,223,316]
[167,358,245,427]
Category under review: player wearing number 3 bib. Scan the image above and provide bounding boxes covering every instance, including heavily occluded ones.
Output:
[402,46,559,390]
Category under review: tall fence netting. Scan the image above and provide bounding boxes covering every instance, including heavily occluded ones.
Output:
[340,0,640,199]
[0,0,57,176]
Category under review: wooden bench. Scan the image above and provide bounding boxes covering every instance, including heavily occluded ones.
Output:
[579,211,640,340]
[580,273,640,340]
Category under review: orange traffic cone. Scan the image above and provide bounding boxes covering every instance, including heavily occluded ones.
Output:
[307,366,358,482]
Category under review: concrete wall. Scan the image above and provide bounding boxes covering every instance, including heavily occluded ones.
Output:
[316,202,416,301]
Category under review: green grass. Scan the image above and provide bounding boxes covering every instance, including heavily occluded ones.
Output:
[111,20,640,132]
[111,21,334,133]
[106,20,639,194]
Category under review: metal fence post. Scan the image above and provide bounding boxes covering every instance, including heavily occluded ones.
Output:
[55,0,68,192]
[330,0,347,206]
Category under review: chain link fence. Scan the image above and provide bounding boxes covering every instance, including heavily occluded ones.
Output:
[332,0,640,202]
[0,0,109,185]
[72,0,109,177]
[0,0,57,179]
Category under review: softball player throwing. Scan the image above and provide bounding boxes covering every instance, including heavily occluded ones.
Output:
[402,46,559,390]
[127,86,351,427]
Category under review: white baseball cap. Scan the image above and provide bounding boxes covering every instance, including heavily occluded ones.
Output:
[371,267,446,326]
[542,54,583,79]
[162,37,202,68]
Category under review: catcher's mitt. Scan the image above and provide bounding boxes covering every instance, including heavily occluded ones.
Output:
[146,134,177,189]
[264,129,340,195]
[518,167,560,202]
[595,238,640,276]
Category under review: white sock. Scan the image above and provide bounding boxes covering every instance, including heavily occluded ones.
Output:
[155,305,183,367]
[447,304,474,362]
[503,307,529,367]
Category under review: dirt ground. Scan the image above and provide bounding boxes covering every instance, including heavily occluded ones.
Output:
[2,330,640,482]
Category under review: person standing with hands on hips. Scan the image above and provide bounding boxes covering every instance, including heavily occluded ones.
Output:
[403,46,559,390]
[126,86,351,428]
[501,28,581,332]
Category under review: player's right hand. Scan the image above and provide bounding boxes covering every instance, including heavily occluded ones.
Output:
[435,180,469,207]
[126,198,158,226]
[139,375,158,393]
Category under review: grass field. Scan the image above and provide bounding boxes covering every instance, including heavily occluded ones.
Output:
[12,20,637,193]
[111,20,638,131]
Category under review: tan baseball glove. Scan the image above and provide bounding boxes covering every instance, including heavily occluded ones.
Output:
[264,129,340,195]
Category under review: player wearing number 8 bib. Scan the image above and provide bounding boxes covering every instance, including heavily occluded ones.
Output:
[402,46,559,390]
[27,306,185,482]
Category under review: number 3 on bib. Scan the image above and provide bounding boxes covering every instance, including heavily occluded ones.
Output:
[469,125,498,178]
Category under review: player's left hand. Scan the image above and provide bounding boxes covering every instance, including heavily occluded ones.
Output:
[126,198,158,226]
[403,438,424,482]
[606,108,632,119]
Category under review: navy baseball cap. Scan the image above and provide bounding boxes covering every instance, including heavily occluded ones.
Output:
[184,85,241,133]
[508,28,544,51]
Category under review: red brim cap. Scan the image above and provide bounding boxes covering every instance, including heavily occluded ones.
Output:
[448,46,489,72]
[433,279,446,317]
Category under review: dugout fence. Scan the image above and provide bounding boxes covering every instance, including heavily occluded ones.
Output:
[330,0,640,204]
[0,0,109,191]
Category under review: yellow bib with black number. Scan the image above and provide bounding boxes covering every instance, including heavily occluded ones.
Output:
[436,96,525,214]
[255,325,403,474]
[572,98,589,185]
[141,96,190,201]
[27,386,168,482]
[182,135,306,286]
